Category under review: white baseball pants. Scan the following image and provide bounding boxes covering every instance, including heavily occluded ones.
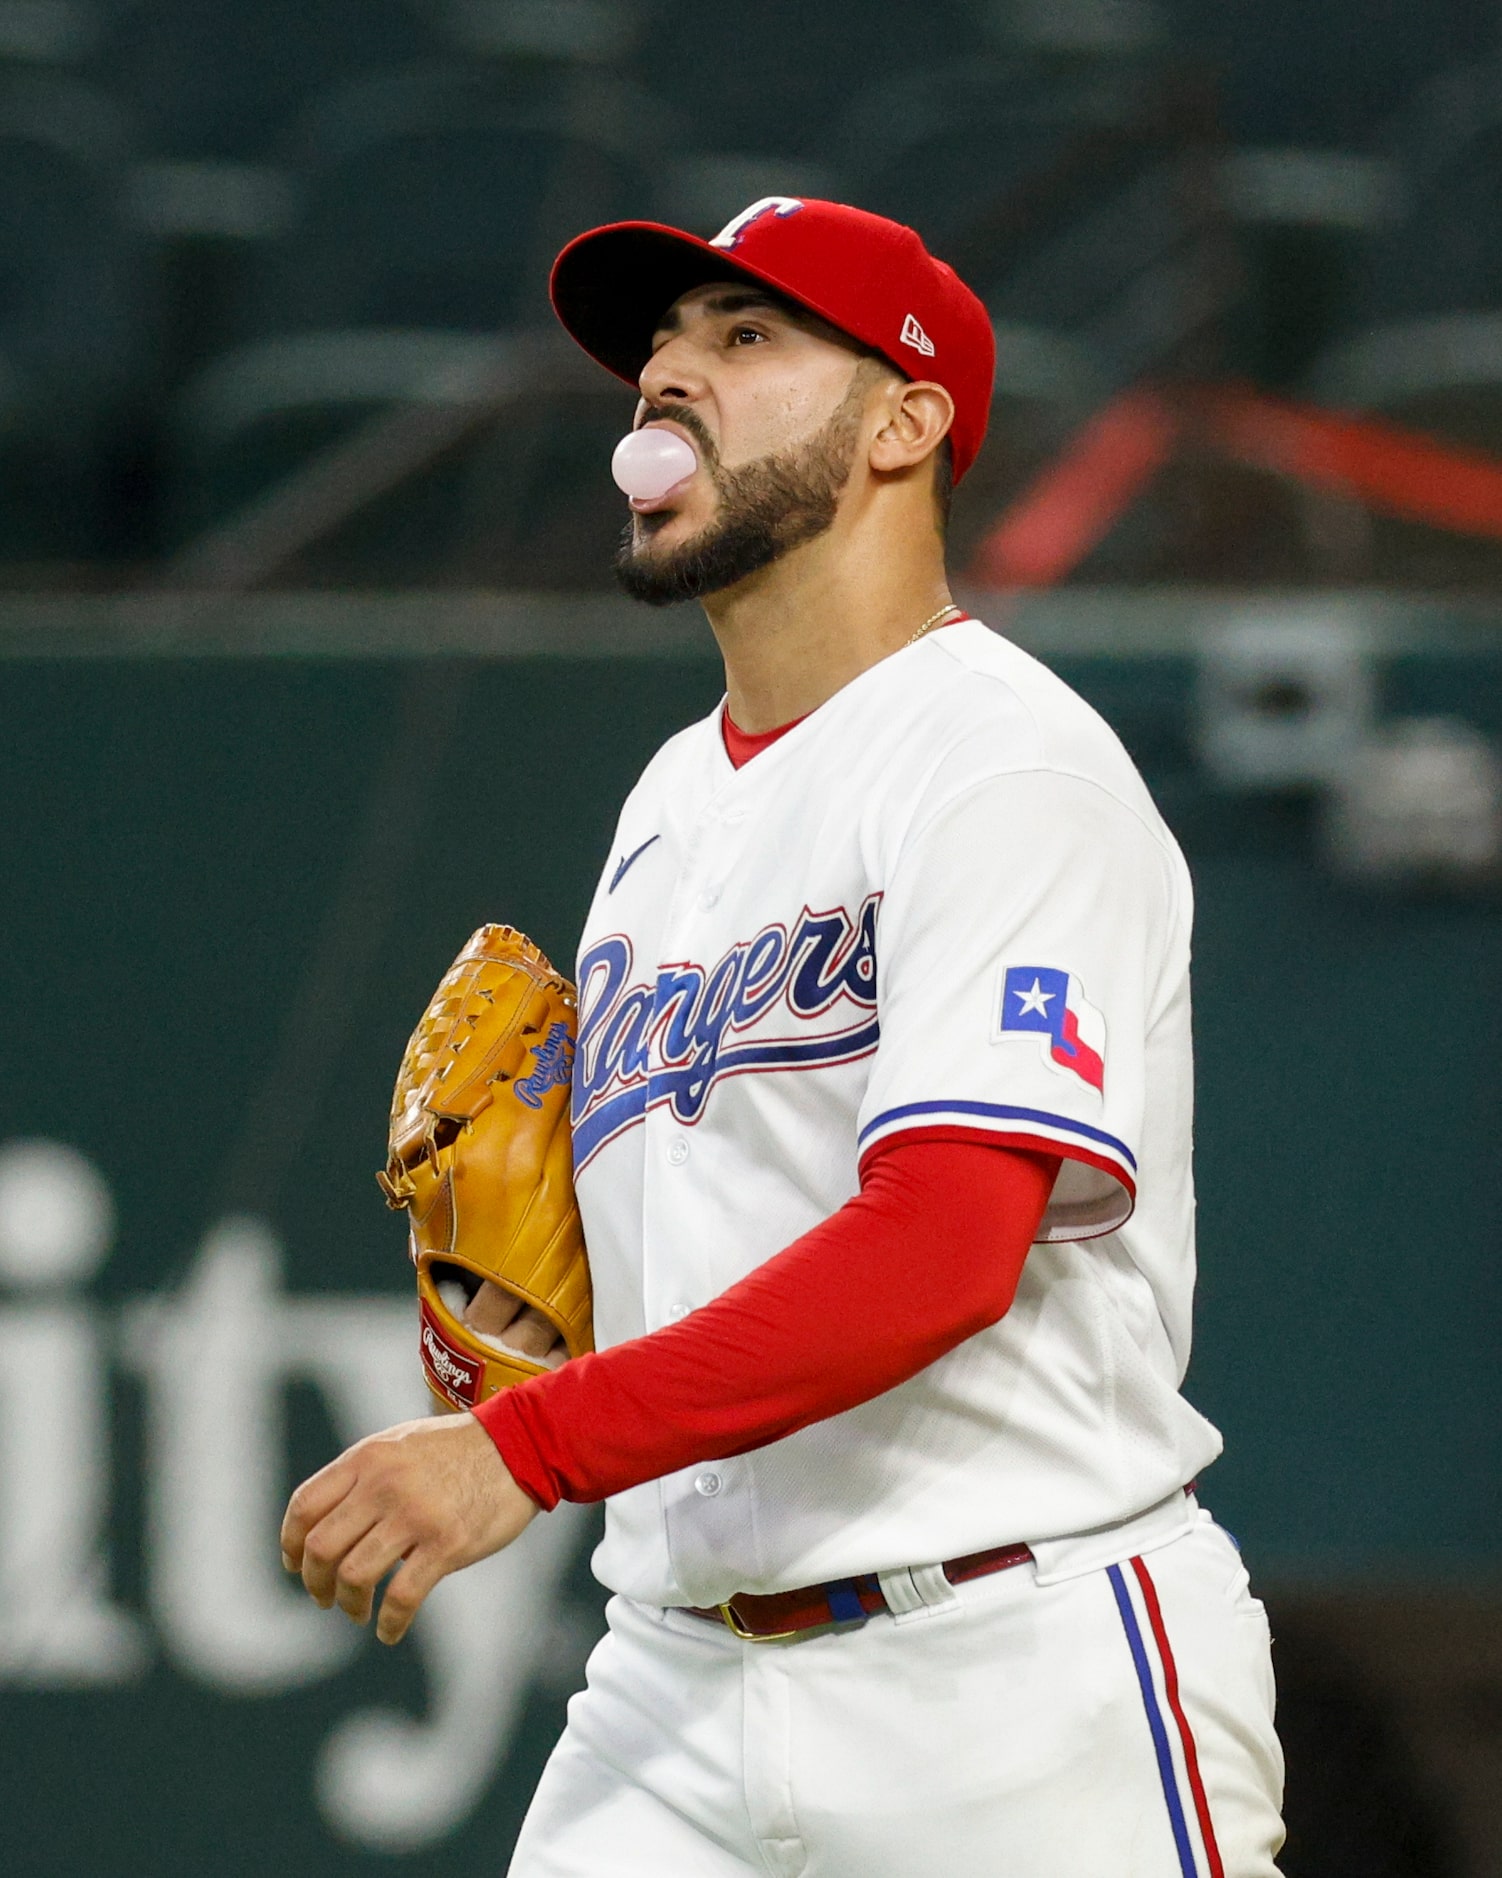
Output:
[509,1509,1285,1877]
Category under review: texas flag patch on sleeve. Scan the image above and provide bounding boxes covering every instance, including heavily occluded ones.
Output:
[997,966,1106,1093]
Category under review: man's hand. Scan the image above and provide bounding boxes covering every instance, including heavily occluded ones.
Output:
[465,1278,567,1366]
[280,1412,539,1645]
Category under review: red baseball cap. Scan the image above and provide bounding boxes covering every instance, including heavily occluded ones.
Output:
[549,197,995,484]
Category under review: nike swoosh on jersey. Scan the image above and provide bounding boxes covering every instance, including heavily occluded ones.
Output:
[609,834,661,893]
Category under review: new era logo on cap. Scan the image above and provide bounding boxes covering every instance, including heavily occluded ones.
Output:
[900,313,935,358]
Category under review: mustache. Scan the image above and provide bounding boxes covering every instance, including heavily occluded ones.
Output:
[616,389,861,605]
[635,403,720,473]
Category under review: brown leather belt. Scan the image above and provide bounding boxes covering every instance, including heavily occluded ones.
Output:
[683,1541,1035,1641]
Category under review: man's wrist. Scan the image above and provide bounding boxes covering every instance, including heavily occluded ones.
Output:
[471,1388,561,1512]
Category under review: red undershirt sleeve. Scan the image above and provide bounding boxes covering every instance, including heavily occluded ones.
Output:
[474,1136,1061,1510]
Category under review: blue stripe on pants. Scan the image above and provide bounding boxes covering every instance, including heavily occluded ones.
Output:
[1107,1561,1198,1878]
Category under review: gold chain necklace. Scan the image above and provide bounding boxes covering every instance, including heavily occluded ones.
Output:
[901,602,963,649]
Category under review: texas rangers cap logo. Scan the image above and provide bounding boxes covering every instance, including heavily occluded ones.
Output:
[996,965,1105,1092]
[709,196,805,250]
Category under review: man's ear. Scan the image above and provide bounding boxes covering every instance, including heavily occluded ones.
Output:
[867,380,955,477]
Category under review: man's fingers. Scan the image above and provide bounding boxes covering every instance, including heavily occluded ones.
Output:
[300,1500,383,1608]
[375,1546,449,1647]
[464,1285,564,1362]
[330,1523,409,1626]
[464,1280,525,1338]
[280,1451,360,1571]
[507,1304,567,1361]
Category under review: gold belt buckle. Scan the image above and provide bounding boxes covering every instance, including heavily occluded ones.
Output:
[717,1600,798,1644]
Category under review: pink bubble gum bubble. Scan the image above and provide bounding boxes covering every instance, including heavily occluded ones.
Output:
[611,427,698,502]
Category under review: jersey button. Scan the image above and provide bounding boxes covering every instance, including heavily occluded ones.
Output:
[699,885,721,909]
[667,1302,690,1321]
[667,1137,689,1166]
[694,1471,723,1497]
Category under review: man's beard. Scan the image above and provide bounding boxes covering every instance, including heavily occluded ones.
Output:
[614,379,865,607]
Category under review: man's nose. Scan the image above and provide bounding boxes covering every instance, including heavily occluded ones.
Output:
[638,334,705,408]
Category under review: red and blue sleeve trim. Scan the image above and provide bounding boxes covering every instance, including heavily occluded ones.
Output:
[858,1103,1136,1240]
[858,1099,1136,1172]
[859,1124,1133,1241]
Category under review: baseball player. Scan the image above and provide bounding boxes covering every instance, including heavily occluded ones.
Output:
[283,198,1286,1875]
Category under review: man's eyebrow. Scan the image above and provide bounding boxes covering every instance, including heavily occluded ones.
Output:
[702,289,786,316]
[651,288,793,341]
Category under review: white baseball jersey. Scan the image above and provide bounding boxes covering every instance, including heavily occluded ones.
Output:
[570,616,1223,1611]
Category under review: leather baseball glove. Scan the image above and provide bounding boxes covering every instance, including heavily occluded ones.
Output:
[377,924,592,1411]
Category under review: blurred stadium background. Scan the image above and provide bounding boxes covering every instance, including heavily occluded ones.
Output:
[1,1,1500,1872]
